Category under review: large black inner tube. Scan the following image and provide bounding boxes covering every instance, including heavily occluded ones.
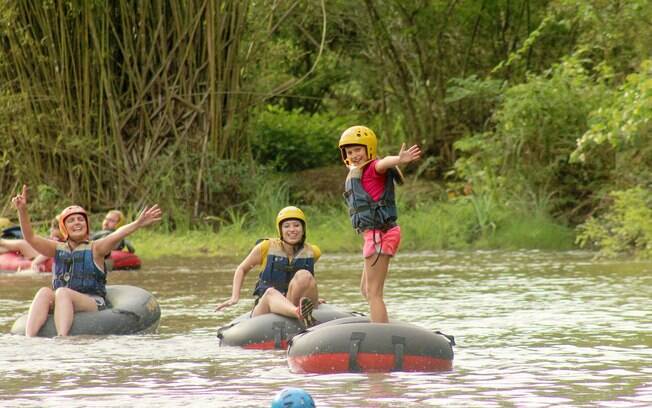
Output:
[10,285,160,337]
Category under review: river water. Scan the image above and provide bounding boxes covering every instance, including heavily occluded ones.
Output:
[0,251,650,407]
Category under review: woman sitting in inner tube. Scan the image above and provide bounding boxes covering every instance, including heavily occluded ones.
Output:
[215,206,320,328]
[10,184,162,337]
[90,210,136,253]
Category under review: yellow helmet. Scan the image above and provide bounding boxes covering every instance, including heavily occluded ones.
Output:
[0,217,12,229]
[338,125,377,165]
[276,206,306,238]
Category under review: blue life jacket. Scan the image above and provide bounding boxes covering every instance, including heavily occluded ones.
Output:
[344,163,399,232]
[53,241,107,297]
[253,238,318,297]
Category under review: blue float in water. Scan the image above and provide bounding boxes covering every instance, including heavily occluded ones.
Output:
[270,387,315,408]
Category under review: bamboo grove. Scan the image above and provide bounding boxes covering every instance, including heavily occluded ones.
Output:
[0,0,327,220]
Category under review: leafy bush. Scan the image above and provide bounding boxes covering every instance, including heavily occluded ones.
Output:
[572,59,652,188]
[576,188,652,258]
[250,106,353,172]
[453,56,608,220]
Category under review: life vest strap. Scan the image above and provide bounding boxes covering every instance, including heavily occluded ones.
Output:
[348,200,392,216]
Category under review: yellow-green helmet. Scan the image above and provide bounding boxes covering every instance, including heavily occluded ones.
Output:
[338,125,377,165]
[0,217,12,229]
[276,206,306,238]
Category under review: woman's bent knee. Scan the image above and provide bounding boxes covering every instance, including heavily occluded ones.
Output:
[34,287,54,301]
[262,287,281,298]
[291,269,315,286]
[35,287,53,296]
[54,287,74,300]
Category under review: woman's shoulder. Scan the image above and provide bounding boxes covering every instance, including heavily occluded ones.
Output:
[265,237,283,246]
[311,244,321,260]
[303,242,321,259]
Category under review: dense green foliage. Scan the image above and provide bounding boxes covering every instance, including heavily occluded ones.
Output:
[250,106,350,171]
[1,0,650,256]
[577,188,652,258]
[454,57,609,221]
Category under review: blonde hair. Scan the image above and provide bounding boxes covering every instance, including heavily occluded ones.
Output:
[106,210,126,228]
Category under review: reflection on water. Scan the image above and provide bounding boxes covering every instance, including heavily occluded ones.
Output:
[1,251,651,407]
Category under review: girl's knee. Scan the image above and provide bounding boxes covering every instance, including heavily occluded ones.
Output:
[31,288,54,312]
[54,287,73,300]
[34,287,54,300]
[292,270,315,286]
[262,287,281,298]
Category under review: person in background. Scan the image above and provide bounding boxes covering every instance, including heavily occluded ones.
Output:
[215,206,320,328]
[0,217,62,272]
[90,209,135,253]
[11,184,161,336]
[337,125,421,323]
[0,217,12,230]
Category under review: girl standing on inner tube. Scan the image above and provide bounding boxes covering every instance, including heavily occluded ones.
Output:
[338,125,421,323]
[215,206,319,328]
[11,184,162,337]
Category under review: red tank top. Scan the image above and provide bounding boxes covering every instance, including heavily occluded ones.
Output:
[361,160,386,201]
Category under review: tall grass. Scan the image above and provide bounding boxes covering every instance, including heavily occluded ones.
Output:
[133,197,576,261]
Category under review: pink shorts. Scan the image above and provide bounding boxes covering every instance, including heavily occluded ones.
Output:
[362,226,401,258]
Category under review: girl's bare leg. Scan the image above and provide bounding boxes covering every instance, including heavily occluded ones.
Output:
[285,269,318,306]
[363,254,391,323]
[252,287,296,318]
[53,288,98,336]
[25,287,55,337]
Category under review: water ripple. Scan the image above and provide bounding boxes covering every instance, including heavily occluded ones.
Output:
[0,251,650,407]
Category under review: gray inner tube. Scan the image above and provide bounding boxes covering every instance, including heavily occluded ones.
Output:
[217,303,357,348]
[287,319,455,372]
[10,285,161,337]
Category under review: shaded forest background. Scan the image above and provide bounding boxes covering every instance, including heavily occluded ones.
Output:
[0,0,650,256]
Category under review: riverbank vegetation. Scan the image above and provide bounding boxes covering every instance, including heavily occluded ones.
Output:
[0,1,650,258]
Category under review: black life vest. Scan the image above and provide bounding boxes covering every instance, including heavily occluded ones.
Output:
[343,163,399,232]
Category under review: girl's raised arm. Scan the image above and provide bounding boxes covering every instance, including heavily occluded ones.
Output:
[375,143,421,174]
[93,205,162,258]
[12,185,57,258]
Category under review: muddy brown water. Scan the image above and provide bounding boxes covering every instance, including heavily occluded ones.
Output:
[1,251,650,407]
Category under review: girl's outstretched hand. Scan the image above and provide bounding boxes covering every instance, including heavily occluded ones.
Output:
[397,143,421,165]
[135,205,162,227]
[11,185,28,210]
[215,297,239,312]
